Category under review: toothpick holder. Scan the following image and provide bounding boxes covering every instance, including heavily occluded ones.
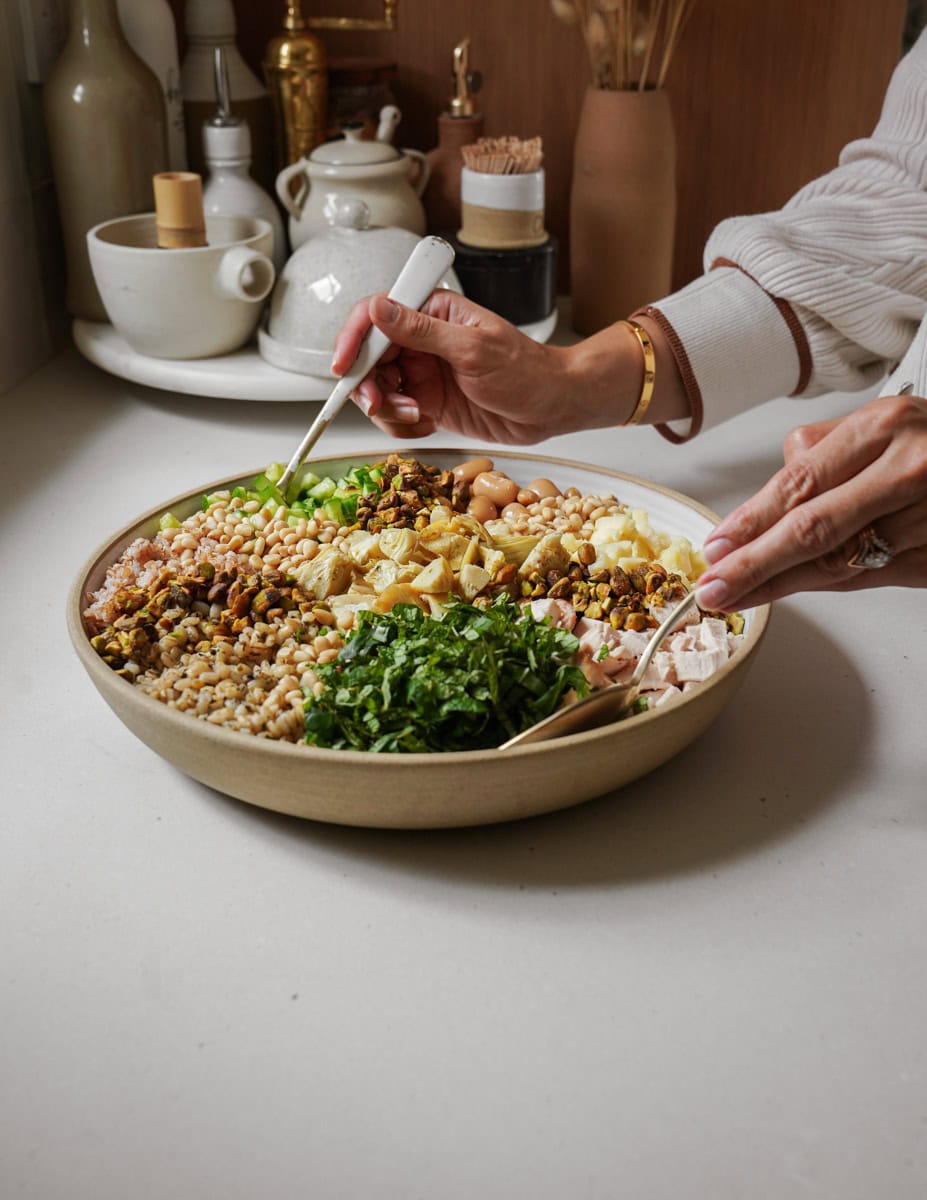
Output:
[458,166,547,250]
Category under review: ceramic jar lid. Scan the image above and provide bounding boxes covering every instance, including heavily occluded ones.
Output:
[258,199,460,378]
[309,127,400,167]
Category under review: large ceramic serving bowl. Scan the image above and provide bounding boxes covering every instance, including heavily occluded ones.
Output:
[67,449,770,829]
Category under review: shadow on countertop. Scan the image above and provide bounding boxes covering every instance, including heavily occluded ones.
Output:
[206,603,871,891]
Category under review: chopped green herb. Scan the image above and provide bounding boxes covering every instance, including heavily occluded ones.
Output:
[303,597,589,753]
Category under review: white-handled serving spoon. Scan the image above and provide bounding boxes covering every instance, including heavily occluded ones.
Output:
[498,590,699,749]
[276,235,456,495]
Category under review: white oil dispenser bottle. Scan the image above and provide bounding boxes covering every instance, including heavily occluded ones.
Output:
[181,0,275,194]
[202,47,287,271]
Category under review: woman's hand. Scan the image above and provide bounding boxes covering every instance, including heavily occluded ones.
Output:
[331,290,576,443]
[695,392,927,611]
[330,290,689,443]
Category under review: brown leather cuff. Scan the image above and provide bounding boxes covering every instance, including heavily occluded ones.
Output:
[632,304,704,444]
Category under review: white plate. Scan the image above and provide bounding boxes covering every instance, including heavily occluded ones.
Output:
[72,320,331,402]
[72,307,559,403]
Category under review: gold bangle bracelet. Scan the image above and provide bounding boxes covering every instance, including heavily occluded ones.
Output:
[619,318,656,426]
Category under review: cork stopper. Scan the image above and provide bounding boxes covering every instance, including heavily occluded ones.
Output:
[153,172,207,249]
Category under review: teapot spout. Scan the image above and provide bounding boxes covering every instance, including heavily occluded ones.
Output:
[376,105,401,143]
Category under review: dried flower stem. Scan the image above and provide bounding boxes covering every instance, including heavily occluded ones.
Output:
[637,0,666,91]
[550,0,696,90]
[656,0,694,88]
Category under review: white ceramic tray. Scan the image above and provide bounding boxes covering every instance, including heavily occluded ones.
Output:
[72,307,559,403]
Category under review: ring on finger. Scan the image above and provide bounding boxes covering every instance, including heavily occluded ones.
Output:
[846,524,894,570]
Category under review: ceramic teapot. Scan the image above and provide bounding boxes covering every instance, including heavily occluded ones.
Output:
[258,197,459,377]
[275,105,430,249]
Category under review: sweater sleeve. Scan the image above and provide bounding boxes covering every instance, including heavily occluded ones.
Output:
[645,28,927,439]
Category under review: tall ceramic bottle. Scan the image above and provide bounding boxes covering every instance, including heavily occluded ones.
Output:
[43,0,168,321]
[116,0,187,170]
[181,0,276,195]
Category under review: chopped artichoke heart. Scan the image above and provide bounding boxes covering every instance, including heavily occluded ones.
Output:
[364,558,422,594]
[411,556,455,594]
[424,594,447,617]
[418,529,471,567]
[328,591,376,614]
[371,583,430,613]
[342,529,380,565]
[491,533,542,567]
[479,546,507,577]
[292,548,355,600]
[377,526,418,564]
[518,533,570,579]
[458,562,492,600]
[460,534,482,568]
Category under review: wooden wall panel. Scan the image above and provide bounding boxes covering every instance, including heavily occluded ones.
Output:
[171,0,906,292]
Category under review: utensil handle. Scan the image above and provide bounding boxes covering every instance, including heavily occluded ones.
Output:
[277,236,455,493]
[334,235,454,397]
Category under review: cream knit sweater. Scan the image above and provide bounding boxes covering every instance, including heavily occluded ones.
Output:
[650,28,927,438]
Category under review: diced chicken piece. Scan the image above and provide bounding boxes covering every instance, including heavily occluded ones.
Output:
[528,598,577,631]
[617,629,651,659]
[654,685,684,708]
[666,629,697,653]
[696,616,729,652]
[672,646,729,683]
[574,616,622,653]
[640,650,677,690]
[578,657,613,690]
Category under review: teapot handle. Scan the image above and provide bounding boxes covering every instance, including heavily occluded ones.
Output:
[403,148,431,199]
[275,160,310,220]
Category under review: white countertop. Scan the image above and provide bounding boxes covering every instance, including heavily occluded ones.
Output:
[3,336,926,1200]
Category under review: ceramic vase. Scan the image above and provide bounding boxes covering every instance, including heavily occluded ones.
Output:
[569,87,676,335]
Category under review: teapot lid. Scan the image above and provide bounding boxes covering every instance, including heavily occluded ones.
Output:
[310,125,401,166]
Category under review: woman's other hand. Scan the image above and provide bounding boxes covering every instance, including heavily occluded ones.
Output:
[695,392,927,610]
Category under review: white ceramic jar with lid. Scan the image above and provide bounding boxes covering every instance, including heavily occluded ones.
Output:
[258,198,459,377]
[275,107,430,249]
